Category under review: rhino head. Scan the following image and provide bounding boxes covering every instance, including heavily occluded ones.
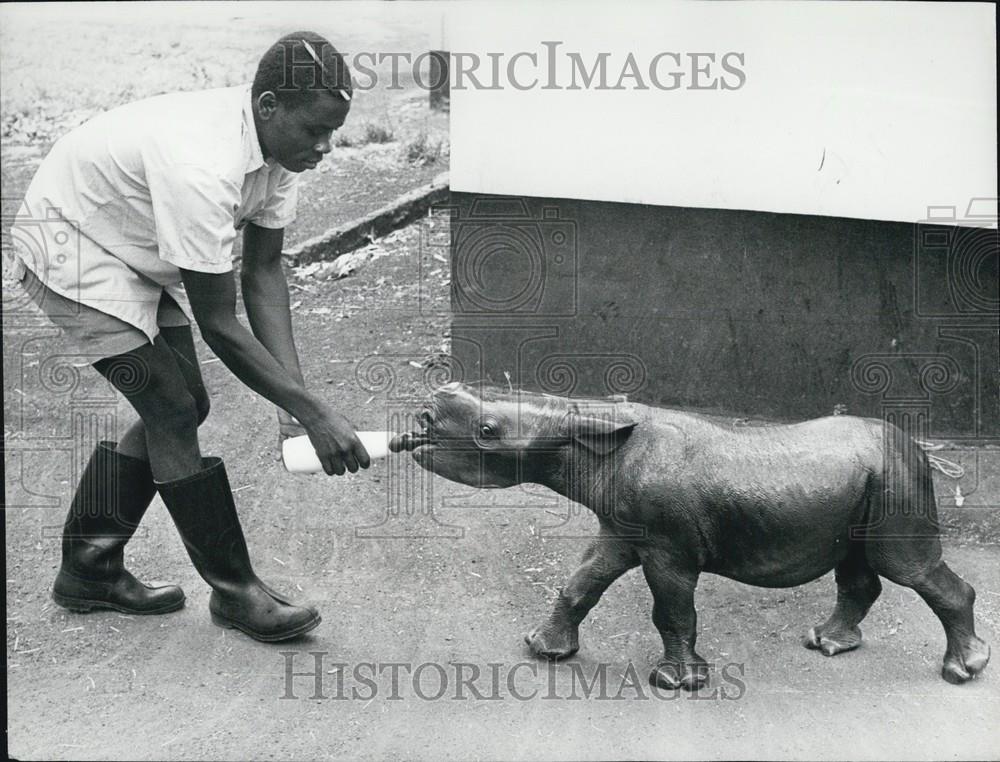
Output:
[391,381,638,490]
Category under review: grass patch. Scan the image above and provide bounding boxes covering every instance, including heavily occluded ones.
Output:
[359,122,395,144]
[403,132,443,166]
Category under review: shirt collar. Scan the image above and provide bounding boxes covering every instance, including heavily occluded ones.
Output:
[242,85,270,173]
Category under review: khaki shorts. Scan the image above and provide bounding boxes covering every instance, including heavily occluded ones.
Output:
[16,266,190,361]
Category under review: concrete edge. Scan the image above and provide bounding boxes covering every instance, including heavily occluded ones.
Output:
[282,171,450,267]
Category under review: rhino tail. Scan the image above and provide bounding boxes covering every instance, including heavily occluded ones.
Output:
[856,421,943,568]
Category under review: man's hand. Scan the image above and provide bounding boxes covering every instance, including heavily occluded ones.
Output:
[277,408,307,440]
[302,408,371,476]
[276,408,307,460]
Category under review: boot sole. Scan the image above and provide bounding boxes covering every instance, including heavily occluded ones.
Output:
[52,591,186,616]
[210,611,322,642]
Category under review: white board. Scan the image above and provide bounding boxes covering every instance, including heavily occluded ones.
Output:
[447,1,997,226]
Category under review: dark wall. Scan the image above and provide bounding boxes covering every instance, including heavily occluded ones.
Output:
[448,193,998,440]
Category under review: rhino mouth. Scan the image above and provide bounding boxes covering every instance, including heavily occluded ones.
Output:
[390,431,433,452]
[389,408,436,453]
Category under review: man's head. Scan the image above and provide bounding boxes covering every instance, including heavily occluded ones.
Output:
[252,31,353,172]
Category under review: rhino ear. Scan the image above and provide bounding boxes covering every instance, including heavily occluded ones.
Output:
[566,406,638,455]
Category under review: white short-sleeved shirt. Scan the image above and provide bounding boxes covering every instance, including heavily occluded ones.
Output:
[9,84,298,343]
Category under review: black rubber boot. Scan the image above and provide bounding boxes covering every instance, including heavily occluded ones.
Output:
[156,457,321,642]
[52,441,186,615]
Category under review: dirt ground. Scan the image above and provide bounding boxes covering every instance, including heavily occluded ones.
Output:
[4,4,1000,762]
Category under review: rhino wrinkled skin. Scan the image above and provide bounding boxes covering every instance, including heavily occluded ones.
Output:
[397,382,990,690]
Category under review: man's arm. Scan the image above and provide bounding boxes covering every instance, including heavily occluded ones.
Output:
[180,264,369,475]
[239,223,307,439]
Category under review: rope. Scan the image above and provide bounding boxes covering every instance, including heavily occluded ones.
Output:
[915,440,965,479]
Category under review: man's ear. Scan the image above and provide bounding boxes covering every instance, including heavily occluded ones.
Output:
[256,91,278,120]
[565,404,638,455]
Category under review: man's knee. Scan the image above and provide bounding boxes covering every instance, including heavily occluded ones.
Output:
[126,366,200,434]
[149,388,201,433]
[96,342,207,439]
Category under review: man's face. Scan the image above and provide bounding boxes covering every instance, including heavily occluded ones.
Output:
[255,90,350,173]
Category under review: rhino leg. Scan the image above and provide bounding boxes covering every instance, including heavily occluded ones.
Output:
[525,533,639,660]
[806,549,882,656]
[917,562,990,684]
[862,452,989,683]
[887,560,990,684]
[639,553,708,691]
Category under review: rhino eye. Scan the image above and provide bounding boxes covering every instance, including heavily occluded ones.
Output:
[477,418,501,441]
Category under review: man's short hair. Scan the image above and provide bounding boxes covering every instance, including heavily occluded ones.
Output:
[252,31,353,108]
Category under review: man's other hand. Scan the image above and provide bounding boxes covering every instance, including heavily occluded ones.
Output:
[277,409,307,441]
[303,408,371,476]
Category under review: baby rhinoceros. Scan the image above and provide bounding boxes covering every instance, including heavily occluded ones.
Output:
[391,382,989,690]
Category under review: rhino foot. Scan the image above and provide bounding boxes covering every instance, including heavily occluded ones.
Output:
[524,623,580,661]
[942,636,990,685]
[805,625,862,656]
[649,659,709,691]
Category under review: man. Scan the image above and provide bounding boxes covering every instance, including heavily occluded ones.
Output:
[9,32,367,642]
